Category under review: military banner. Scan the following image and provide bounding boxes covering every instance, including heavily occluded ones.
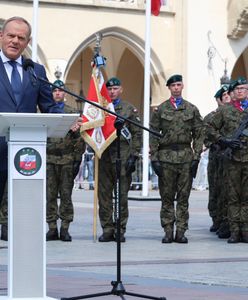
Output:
[81,66,116,158]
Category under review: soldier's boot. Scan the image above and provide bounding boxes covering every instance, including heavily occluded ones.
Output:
[209,218,220,232]
[162,230,173,243]
[1,224,8,241]
[98,231,115,242]
[241,231,248,243]
[60,221,72,242]
[174,230,188,244]
[217,222,230,239]
[227,231,240,243]
[115,232,126,243]
[46,222,59,241]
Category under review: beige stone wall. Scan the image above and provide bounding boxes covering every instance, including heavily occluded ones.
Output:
[0,0,247,116]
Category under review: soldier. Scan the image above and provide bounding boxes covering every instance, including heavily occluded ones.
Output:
[207,77,248,243]
[204,85,231,235]
[150,74,203,243]
[46,80,85,242]
[98,77,142,242]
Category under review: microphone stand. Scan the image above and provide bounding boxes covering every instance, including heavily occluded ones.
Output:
[31,72,165,300]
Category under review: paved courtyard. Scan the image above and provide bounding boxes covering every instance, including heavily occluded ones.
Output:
[1,188,248,299]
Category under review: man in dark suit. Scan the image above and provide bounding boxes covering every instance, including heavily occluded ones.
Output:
[0,16,63,241]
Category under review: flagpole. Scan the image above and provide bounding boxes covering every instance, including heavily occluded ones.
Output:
[93,156,99,242]
[142,0,151,197]
[32,0,39,62]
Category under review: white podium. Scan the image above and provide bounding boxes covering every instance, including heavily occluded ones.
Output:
[0,113,79,300]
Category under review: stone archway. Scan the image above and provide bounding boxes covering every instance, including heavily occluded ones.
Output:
[231,46,248,79]
[64,27,166,117]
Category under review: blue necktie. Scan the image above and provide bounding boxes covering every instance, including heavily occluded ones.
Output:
[241,99,248,110]
[175,97,182,107]
[8,60,22,105]
[113,98,121,108]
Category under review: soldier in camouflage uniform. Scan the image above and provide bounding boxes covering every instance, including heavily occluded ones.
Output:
[150,74,203,243]
[206,77,248,243]
[204,85,231,236]
[46,80,85,242]
[98,77,142,243]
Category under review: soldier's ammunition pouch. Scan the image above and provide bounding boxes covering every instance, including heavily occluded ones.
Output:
[159,143,191,151]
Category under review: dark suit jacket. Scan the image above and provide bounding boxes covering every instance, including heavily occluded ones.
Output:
[0,55,63,173]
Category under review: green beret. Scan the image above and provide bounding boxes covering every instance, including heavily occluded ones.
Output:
[52,80,64,91]
[106,77,121,87]
[166,74,183,86]
[214,84,229,100]
[214,88,222,99]
[232,76,247,89]
[228,80,237,93]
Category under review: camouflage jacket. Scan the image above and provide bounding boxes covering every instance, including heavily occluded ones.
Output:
[101,99,142,163]
[206,103,248,162]
[47,104,85,164]
[203,110,220,159]
[150,99,203,163]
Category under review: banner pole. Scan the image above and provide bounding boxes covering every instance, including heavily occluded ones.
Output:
[93,156,99,241]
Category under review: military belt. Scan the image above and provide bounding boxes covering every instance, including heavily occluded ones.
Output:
[159,143,191,151]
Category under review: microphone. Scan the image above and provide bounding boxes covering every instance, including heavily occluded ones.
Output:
[23,59,37,86]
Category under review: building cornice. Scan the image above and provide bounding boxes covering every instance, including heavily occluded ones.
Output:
[0,0,175,16]
[227,0,248,39]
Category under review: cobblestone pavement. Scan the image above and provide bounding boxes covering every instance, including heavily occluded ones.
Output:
[1,188,248,299]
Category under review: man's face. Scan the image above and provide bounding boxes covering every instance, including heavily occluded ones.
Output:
[107,85,122,101]
[221,91,231,104]
[233,84,248,101]
[53,88,65,102]
[0,20,30,60]
[168,81,184,98]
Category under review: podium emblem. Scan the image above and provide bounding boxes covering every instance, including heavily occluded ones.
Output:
[14,147,42,176]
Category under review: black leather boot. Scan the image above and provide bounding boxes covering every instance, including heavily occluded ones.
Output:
[98,232,115,242]
[174,231,188,243]
[162,231,173,243]
[46,228,59,241]
[60,227,72,242]
[227,232,240,243]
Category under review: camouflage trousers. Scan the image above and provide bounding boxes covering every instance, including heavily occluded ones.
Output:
[46,163,74,225]
[225,160,248,233]
[0,176,7,225]
[98,159,132,235]
[216,156,229,226]
[159,162,193,232]
[207,154,219,222]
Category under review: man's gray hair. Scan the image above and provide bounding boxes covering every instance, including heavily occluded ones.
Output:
[2,16,32,38]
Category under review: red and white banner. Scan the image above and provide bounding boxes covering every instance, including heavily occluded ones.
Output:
[151,0,166,16]
[81,66,116,158]
[20,154,36,170]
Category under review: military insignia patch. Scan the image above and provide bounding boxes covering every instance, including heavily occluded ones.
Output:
[14,147,42,176]
[87,104,100,120]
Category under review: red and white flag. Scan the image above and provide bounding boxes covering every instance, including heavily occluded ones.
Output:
[81,66,116,158]
[151,0,166,16]
[20,154,36,170]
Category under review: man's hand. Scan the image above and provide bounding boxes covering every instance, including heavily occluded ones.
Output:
[125,155,138,176]
[219,137,242,150]
[70,116,82,132]
[190,160,199,178]
[151,161,163,177]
